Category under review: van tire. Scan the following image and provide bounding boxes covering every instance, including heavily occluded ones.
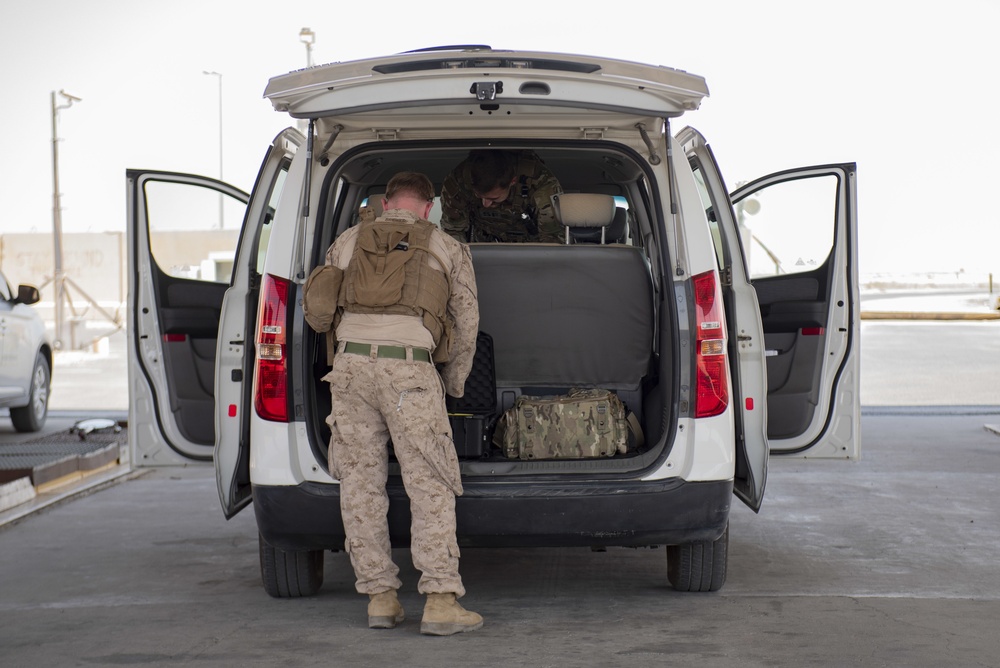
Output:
[666,523,728,592]
[259,533,324,598]
[11,354,50,433]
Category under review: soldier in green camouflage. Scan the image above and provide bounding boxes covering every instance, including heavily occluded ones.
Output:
[440,149,564,243]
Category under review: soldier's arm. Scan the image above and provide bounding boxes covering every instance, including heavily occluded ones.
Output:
[533,168,564,243]
[439,244,480,397]
[439,170,472,243]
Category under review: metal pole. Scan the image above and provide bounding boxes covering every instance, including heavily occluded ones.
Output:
[50,91,65,349]
[50,91,80,346]
[300,27,315,67]
[217,73,223,229]
[297,29,316,135]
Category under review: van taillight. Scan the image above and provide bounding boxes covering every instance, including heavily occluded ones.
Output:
[254,274,289,422]
[692,270,729,418]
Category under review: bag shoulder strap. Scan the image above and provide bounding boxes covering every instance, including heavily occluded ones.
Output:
[626,412,645,449]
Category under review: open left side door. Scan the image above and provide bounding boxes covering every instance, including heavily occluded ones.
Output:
[126,129,299,521]
[127,171,249,465]
[214,129,300,519]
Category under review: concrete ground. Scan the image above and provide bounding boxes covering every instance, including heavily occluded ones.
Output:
[1,289,998,665]
[0,410,998,667]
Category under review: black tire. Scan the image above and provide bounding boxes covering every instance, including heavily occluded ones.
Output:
[11,354,50,433]
[666,523,728,592]
[259,533,324,598]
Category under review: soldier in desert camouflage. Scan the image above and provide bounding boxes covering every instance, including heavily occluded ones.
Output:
[306,171,482,636]
[440,149,563,243]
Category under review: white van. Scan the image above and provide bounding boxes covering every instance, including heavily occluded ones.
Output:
[127,47,859,596]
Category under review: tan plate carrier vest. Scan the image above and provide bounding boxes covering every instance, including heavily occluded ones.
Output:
[303,217,452,364]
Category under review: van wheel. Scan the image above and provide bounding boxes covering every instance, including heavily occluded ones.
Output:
[666,523,728,592]
[11,354,50,433]
[259,533,324,598]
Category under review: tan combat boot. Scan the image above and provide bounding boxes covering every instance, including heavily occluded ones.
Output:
[368,590,404,629]
[420,593,484,636]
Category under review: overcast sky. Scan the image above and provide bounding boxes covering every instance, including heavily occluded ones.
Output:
[2,0,998,276]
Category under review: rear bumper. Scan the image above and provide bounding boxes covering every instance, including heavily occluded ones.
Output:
[253,477,732,552]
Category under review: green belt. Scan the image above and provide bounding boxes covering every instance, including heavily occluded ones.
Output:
[343,341,431,363]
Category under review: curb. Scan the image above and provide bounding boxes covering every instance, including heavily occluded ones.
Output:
[0,418,127,515]
[0,464,141,528]
[0,441,122,490]
[0,477,36,512]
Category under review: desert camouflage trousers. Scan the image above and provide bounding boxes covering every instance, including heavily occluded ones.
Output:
[324,348,465,597]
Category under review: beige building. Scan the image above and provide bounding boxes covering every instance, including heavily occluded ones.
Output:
[0,230,237,333]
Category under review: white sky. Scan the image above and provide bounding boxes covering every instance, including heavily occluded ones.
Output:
[2,0,998,275]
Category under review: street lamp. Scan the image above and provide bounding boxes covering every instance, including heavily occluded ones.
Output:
[50,89,81,349]
[297,29,316,134]
[299,27,315,67]
[202,70,224,229]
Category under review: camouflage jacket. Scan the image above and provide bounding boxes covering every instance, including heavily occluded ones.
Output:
[440,151,563,243]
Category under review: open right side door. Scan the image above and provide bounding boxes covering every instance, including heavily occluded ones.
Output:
[731,162,859,458]
[682,127,859,473]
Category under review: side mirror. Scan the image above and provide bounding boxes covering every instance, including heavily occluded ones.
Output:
[16,284,40,306]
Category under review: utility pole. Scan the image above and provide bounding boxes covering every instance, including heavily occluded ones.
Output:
[43,90,125,350]
[50,89,81,349]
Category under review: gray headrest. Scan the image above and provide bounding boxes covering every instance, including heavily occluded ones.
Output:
[552,193,616,228]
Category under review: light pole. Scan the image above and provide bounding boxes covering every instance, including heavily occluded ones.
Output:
[297,29,316,135]
[299,27,315,67]
[202,70,224,228]
[50,89,81,349]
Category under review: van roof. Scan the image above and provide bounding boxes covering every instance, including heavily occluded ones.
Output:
[264,46,709,120]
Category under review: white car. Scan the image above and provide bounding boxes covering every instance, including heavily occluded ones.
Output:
[0,270,51,432]
[127,47,859,596]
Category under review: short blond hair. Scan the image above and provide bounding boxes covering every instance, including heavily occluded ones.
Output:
[385,172,435,203]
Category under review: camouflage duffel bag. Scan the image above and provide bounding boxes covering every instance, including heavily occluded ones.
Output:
[499,388,630,460]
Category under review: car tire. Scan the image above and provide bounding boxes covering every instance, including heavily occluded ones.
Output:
[666,523,728,592]
[259,533,324,598]
[11,353,50,433]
